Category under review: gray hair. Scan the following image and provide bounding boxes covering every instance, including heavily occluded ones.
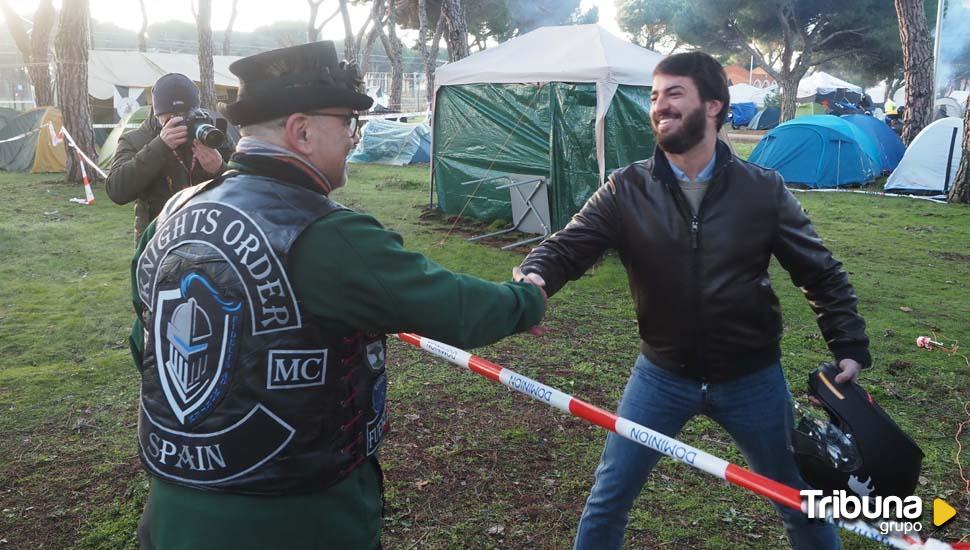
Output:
[239,116,288,139]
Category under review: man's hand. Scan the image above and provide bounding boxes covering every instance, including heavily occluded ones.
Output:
[160,116,189,150]
[193,141,224,175]
[809,358,863,406]
[513,266,546,289]
[834,358,862,384]
[513,266,547,336]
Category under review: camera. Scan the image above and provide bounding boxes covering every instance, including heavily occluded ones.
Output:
[181,108,226,148]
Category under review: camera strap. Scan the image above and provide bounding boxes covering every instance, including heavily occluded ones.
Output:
[169,147,198,181]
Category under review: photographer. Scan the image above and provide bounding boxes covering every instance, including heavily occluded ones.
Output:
[106,73,232,243]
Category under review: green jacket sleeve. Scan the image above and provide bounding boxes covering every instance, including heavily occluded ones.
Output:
[128,220,157,371]
[290,210,545,350]
[106,132,171,205]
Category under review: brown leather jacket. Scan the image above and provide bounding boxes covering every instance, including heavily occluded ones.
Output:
[519,140,870,381]
[105,115,229,243]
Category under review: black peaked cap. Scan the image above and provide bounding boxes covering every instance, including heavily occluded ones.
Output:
[225,41,373,126]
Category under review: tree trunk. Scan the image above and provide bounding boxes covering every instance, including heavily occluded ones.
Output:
[307,0,323,42]
[378,0,403,111]
[359,1,384,78]
[427,12,445,107]
[778,70,806,123]
[887,76,903,105]
[416,0,441,108]
[195,0,217,112]
[1,0,55,107]
[355,0,384,74]
[947,96,970,203]
[895,0,934,146]
[339,0,356,63]
[138,0,148,52]
[223,0,238,55]
[440,0,469,62]
[417,0,431,104]
[26,62,54,108]
[54,0,95,183]
[31,0,55,106]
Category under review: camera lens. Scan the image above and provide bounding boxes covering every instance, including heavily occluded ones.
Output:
[195,124,225,148]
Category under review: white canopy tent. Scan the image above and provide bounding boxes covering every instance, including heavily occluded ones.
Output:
[88,50,239,105]
[729,83,775,107]
[934,97,965,118]
[88,51,245,121]
[797,71,863,100]
[949,90,969,107]
[865,81,907,106]
[88,51,242,101]
[434,24,664,181]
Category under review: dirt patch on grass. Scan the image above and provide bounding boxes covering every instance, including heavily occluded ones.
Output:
[380,383,605,548]
[0,420,141,548]
[930,250,970,262]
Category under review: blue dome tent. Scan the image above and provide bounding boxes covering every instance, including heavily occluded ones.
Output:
[748,107,781,130]
[840,114,905,173]
[748,115,881,188]
[729,102,757,128]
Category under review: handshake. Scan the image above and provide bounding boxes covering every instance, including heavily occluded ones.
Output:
[513,266,547,336]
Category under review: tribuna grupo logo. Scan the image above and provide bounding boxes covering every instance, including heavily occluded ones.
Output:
[802,489,923,534]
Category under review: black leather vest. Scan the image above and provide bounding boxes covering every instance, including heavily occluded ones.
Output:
[134,173,389,495]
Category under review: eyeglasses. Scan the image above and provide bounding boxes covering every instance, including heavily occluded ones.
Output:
[305,111,360,137]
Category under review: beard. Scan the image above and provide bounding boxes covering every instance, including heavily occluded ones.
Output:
[652,103,708,155]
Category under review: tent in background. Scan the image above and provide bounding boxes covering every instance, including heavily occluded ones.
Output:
[748,107,781,130]
[432,24,662,231]
[729,102,758,128]
[748,115,880,188]
[97,105,152,169]
[840,114,905,173]
[885,117,963,196]
[349,119,431,166]
[797,71,863,105]
[934,97,965,119]
[87,51,241,123]
[950,90,969,106]
[0,107,66,173]
[729,83,774,107]
[0,107,21,130]
[866,82,906,108]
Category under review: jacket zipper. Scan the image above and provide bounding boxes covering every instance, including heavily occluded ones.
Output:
[667,184,701,373]
[667,158,731,379]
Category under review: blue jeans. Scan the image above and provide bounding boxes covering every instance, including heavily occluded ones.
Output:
[574,355,840,549]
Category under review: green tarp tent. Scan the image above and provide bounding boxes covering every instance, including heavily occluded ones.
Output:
[432,24,663,231]
[97,105,152,170]
[0,107,67,173]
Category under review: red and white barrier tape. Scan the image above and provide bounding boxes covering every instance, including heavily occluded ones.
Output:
[47,123,107,180]
[0,123,101,204]
[396,333,966,550]
[0,127,40,144]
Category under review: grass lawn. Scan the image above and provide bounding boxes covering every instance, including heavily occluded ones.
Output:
[1,165,968,549]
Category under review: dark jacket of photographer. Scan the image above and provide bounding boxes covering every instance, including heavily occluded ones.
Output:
[105,115,230,243]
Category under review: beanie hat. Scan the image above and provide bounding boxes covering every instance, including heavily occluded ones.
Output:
[152,73,201,115]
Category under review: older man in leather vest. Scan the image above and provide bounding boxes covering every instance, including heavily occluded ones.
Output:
[129,42,545,549]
